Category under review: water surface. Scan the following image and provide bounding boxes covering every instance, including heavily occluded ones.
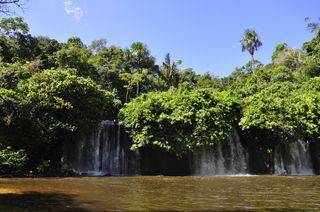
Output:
[0,176,319,211]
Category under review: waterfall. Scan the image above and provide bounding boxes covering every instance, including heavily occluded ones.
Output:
[190,130,248,175]
[274,139,313,175]
[62,120,140,176]
[62,122,315,176]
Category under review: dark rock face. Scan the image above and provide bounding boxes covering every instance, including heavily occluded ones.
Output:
[310,138,320,174]
[140,146,191,176]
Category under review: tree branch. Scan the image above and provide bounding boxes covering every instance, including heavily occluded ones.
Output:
[0,0,27,15]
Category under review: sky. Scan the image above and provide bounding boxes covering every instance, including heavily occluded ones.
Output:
[9,0,320,77]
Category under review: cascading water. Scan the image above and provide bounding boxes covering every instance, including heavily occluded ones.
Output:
[190,130,248,175]
[62,121,316,176]
[62,120,140,176]
[274,139,313,175]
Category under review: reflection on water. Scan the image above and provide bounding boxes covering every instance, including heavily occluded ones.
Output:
[0,176,319,211]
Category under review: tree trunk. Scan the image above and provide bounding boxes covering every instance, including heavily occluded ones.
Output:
[251,54,255,74]
[125,82,132,103]
[136,81,139,97]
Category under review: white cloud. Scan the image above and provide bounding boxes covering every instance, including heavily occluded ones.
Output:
[63,0,84,21]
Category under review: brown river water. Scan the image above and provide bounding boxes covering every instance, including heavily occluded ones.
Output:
[0,175,319,211]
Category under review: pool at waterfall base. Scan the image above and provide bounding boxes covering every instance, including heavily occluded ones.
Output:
[0,176,319,211]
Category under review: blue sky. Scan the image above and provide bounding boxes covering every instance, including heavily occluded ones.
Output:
[13,0,320,76]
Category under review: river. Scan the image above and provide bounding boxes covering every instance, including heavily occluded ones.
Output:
[0,176,319,211]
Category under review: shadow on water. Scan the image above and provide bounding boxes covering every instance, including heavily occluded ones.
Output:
[0,192,89,212]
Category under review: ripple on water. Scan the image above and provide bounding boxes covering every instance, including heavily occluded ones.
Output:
[0,176,319,211]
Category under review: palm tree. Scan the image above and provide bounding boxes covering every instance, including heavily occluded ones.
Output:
[240,29,262,71]
[159,53,180,88]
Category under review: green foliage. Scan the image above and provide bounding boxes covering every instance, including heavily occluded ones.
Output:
[51,44,94,77]
[195,72,223,90]
[33,36,61,69]
[120,87,240,155]
[17,68,120,134]
[240,78,320,140]
[36,160,51,174]
[240,29,262,61]
[90,42,157,102]
[0,87,20,128]
[91,45,131,93]
[240,82,299,135]
[89,38,107,53]
[0,147,27,174]
[158,53,180,89]
[301,56,320,78]
[0,17,28,36]
[272,43,288,61]
[274,48,305,69]
[0,62,31,89]
[0,67,120,173]
[303,32,320,56]
[1,16,320,174]
[293,77,320,138]
[0,17,37,63]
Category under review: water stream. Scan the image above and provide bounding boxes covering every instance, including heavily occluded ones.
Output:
[191,130,248,175]
[274,139,313,175]
[62,120,140,176]
[63,120,316,176]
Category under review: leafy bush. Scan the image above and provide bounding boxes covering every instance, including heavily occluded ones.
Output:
[120,87,240,155]
[0,147,27,174]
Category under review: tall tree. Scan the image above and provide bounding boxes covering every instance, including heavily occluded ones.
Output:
[240,29,262,71]
[0,17,36,62]
[159,53,181,89]
[130,42,155,97]
[51,37,94,77]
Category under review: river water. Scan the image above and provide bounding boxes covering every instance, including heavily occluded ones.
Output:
[0,176,319,211]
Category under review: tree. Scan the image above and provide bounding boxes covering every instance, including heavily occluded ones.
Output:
[0,147,27,174]
[51,37,94,77]
[17,68,120,134]
[240,29,262,71]
[0,17,35,62]
[305,17,320,35]
[129,42,155,97]
[0,62,31,89]
[303,31,320,56]
[274,48,305,69]
[120,87,240,155]
[0,68,121,171]
[0,16,28,36]
[239,81,300,135]
[0,0,26,15]
[272,43,288,61]
[32,36,61,69]
[158,53,180,89]
[293,77,320,139]
[302,31,320,77]
[91,45,132,101]
[119,71,143,103]
[89,38,107,54]
[195,72,223,90]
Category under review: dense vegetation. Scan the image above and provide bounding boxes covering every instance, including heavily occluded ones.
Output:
[0,16,319,175]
